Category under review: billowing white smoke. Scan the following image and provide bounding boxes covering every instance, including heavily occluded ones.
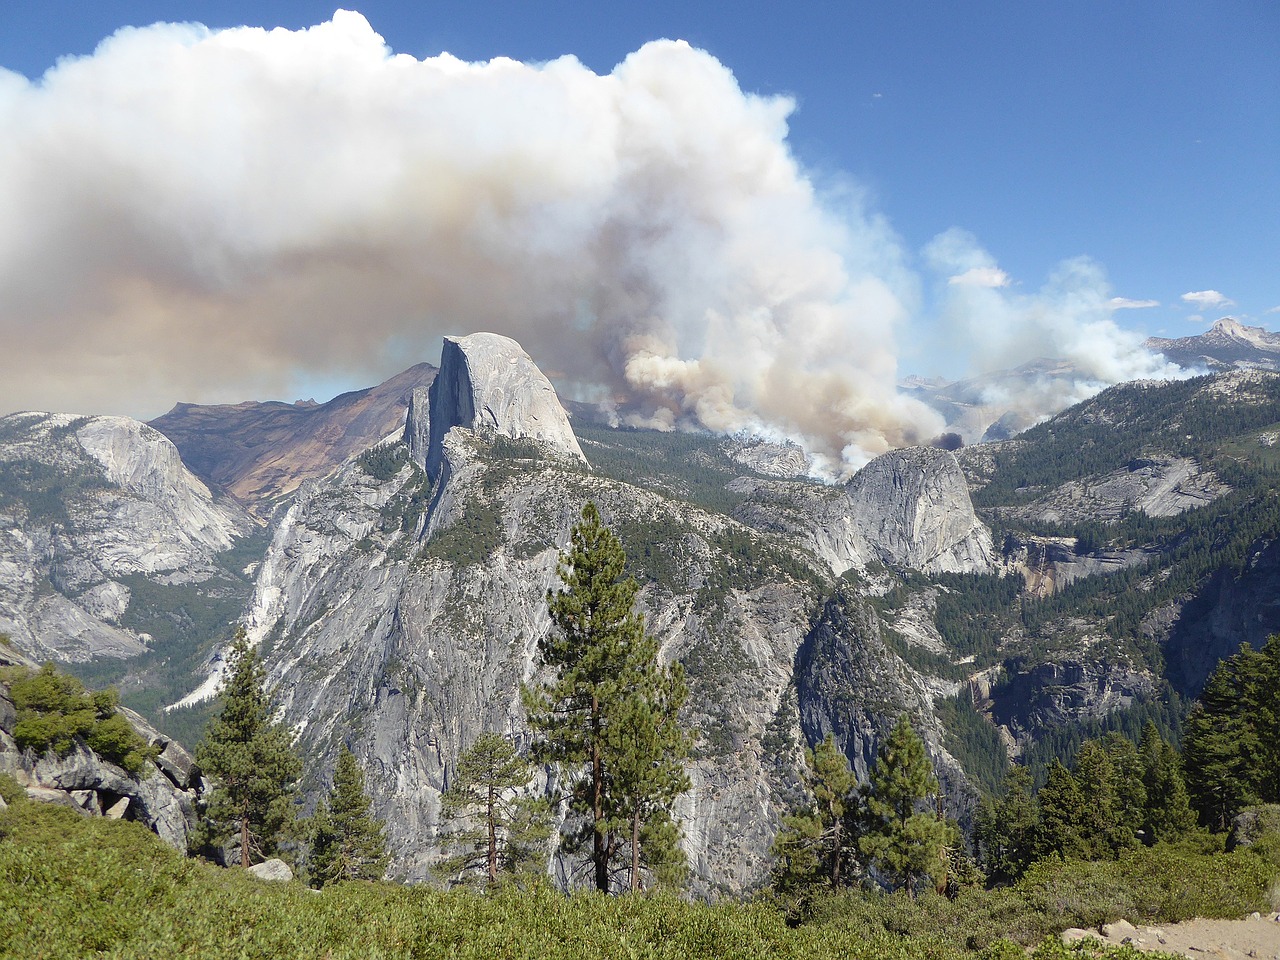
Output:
[0,12,1180,473]
[924,229,1186,427]
[0,11,946,474]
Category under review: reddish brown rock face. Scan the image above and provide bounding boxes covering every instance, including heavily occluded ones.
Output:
[150,363,437,516]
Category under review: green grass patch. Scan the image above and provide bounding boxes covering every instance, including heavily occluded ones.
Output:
[8,791,1261,959]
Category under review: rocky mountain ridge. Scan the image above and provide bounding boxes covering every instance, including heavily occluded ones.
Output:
[0,413,254,664]
[1145,317,1280,373]
[150,362,437,516]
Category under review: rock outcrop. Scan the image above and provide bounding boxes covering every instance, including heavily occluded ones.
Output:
[1004,455,1228,527]
[840,447,995,574]
[214,417,825,892]
[424,333,586,480]
[0,672,202,851]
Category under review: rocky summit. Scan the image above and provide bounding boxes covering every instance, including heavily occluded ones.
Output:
[422,332,587,480]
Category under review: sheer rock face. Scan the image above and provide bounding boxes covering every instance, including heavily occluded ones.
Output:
[841,447,995,574]
[231,428,824,893]
[733,447,994,578]
[0,412,254,662]
[424,333,586,480]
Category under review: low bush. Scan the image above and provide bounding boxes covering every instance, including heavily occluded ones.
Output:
[0,799,1266,960]
[3,663,155,774]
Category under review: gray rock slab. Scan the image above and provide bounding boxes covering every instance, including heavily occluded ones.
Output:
[248,859,293,882]
[155,741,197,789]
[25,786,87,813]
[1103,919,1139,941]
[1062,928,1099,944]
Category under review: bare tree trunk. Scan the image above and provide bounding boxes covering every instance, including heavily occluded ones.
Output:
[592,696,608,892]
[487,782,498,885]
[630,806,641,892]
[240,803,250,868]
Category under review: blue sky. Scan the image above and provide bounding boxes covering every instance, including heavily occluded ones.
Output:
[0,2,1276,462]
[3,1,1274,337]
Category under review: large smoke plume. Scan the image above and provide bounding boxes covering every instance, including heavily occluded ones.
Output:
[0,12,1177,474]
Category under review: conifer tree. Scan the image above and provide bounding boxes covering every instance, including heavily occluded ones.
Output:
[523,501,690,893]
[308,745,389,887]
[1183,637,1280,829]
[194,628,302,867]
[605,673,691,891]
[771,733,859,891]
[1071,739,1136,856]
[1138,721,1196,843]
[859,715,957,894]
[974,765,1040,884]
[1036,759,1089,860]
[1100,733,1148,845]
[437,732,550,886]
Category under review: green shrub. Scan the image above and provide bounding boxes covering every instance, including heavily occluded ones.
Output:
[4,663,155,774]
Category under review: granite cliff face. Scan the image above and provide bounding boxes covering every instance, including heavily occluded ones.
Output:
[843,447,995,573]
[184,337,993,893]
[12,338,1277,896]
[730,446,994,579]
[423,333,586,479]
[233,410,823,891]
[0,413,254,663]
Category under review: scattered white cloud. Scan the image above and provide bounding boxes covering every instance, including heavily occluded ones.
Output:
[1108,297,1159,310]
[949,266,1011,289]
[1181,290,1234,310]
[924,231,1186,427]
[1266,305,1280,315]
[1187,314,1204,324]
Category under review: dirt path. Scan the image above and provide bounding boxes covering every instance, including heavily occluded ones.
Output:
[1063,913,1280,959]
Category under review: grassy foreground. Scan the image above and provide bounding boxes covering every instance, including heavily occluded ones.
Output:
[2,788,1276,960]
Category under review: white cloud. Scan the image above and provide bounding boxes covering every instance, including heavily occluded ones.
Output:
[1108,297,1159,310]
[949,266,1010,288]
[1181,290,1234,310]
[1266,305,1280,315]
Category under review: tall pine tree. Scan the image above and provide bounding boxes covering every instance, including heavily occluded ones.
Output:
[437,732,550,887]
[1182,639,1280,830]
[523,501,689,892]
[859,715,957,895]
[605,672,691,891]
[1138,721,1196,843]
[974,765,1040,884]
[194,628,302,867]
[308,745,389,887]
[771,733,859,891]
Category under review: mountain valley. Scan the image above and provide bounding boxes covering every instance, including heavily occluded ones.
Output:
[4,328,1280,893]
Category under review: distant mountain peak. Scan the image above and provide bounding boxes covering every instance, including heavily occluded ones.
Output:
[1145,317,1280,373]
